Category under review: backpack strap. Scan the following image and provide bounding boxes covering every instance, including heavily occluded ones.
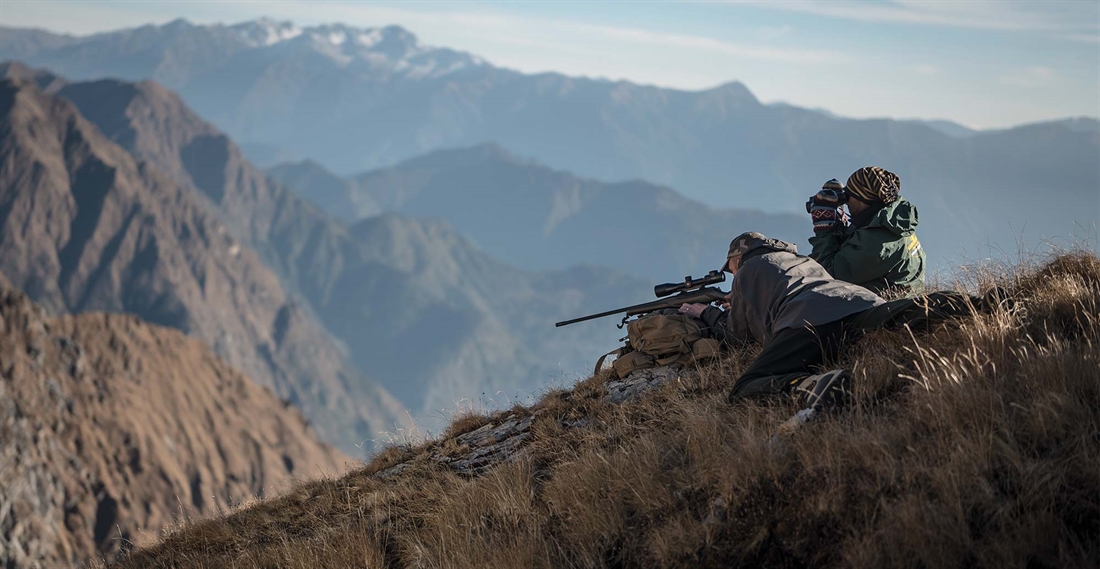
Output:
[594,347,622,376]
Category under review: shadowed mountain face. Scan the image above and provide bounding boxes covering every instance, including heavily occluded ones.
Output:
[0,77,403,452]
[52,75,375,309]
[270,144,806,281]
[0,273,348,566]
[47,73,652,423]
[3,19,1096,250]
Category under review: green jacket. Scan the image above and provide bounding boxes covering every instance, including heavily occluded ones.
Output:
[809,198,926,296]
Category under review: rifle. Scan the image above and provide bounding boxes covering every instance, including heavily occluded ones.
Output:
[556,270,728,328]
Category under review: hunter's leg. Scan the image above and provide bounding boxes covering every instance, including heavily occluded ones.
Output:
[852,291,979,332]
[729,321,845,401]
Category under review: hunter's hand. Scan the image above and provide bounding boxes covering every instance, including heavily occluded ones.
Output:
[812,187,844,209]
[721,292,731,310]
[679,303,707,318]
[809,189,849,234]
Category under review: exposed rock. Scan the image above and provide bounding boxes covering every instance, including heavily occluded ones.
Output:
[455,414,536,448]
[447,432,532,475]
[376,366,688,479]
[604,365,684,404]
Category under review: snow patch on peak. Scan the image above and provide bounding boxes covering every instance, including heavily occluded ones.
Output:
[234,18,301,47]
[404,60,437,79]
[327,30,347,46]
[357,29,383,47]
[225,19,482,76]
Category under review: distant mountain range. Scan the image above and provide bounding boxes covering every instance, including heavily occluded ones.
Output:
[2,18,1094,260]
[0,69,404,451]
[0,272,345,565]
[268,145,806,281]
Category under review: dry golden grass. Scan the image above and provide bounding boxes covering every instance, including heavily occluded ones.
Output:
[113,253,1100,569]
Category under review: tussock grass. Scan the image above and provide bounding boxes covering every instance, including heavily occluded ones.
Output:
[114,253,1100,568]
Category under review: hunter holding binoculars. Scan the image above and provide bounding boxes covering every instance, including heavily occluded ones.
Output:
[677,168,976,419]
[807,166,926,295]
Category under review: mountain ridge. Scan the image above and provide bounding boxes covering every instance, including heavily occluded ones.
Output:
[269,142,807,280]
[4,20,1095,227]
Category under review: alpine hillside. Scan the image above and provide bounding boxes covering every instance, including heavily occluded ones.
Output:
[0,273,347,566]
[111,252,1100,568]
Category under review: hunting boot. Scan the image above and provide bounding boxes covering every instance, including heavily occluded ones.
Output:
[775,369,852,438]
[794,369,852,411]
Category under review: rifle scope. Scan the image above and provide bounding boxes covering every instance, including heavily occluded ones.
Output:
[653,270,725,298]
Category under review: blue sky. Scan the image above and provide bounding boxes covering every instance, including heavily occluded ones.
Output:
[2,0,1097,129]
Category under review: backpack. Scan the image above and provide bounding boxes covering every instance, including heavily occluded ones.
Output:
[594,313,722,379]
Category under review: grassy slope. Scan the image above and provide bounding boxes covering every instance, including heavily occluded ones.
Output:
[115,254,1100,569]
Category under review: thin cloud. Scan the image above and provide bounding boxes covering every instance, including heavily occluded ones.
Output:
[999,66,1059,88]
[551,21,842,64]
[738,0,1100,42]
[1060,32,1100,44]
[756,24,794,41]
[311,2,846,65]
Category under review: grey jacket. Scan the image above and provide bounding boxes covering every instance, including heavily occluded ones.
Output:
[701,237,884,346]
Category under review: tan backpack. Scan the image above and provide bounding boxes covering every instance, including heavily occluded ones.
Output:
[594,314,722,379]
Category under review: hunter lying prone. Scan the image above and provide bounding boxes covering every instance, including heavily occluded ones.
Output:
[679,232,988,417]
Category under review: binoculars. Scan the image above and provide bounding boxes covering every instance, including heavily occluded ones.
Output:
[805,178,848,214]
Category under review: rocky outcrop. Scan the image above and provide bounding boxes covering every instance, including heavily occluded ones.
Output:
[376,366,684,478]
[0,273,349,566]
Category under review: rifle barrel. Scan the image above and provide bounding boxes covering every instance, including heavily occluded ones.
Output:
[554,287,728,328]
[555,305,636,327]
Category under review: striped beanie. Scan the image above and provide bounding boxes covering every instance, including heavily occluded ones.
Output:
[846,167,901,204]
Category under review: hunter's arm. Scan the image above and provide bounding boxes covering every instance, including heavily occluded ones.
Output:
[700,306,728,342]
[808,229,846,272]
[715,282,754,347]
[723,307,754,346]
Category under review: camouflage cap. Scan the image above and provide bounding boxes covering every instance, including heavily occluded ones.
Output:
[720,231,766,273]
